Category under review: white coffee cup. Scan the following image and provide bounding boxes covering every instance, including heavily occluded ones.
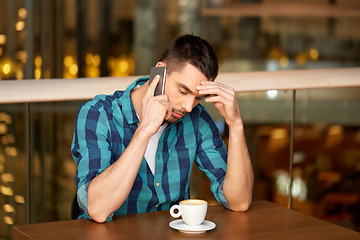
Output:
[170,199,208,226]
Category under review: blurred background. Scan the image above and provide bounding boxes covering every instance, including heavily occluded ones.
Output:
[0,0,360,239]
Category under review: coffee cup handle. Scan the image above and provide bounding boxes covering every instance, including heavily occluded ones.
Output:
[170,205,181,218]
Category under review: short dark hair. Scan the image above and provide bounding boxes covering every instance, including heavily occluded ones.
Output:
[159,34,219,81]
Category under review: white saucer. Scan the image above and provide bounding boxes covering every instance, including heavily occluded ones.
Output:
[169,220,216,234]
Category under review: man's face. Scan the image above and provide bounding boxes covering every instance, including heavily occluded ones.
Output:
[163,63,209,124]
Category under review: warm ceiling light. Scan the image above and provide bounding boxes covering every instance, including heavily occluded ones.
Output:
[0,186,14,196]
[4,216,14,225]
[3,204,14,213]
[35,56,42,67]
[63,56,74,67]
[69,64,78,75]
[0,35,6,45]
[15,195,25,204]
[327,125,344,136]
[18,8,28,19]
[15,21,25,31]
[309,48,319,60]
[270,128,288,140]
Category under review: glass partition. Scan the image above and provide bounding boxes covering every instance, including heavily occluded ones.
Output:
[0,103,27,239]
[290,87,360,230]
[28,101,86,223]
[0,101,85,229]
[191,87,360,231]
[1,87,360,239]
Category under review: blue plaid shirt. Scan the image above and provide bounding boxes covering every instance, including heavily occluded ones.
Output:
[72,77,229,220]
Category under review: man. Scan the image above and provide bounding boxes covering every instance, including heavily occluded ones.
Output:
[72,34,253,223]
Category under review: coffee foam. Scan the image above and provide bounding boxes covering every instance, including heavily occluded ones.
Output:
[180,199,207,205]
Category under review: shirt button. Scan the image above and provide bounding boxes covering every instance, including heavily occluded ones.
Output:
[156,182,160,187]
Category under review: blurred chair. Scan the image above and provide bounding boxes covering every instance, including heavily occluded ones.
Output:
[71,194,80,219]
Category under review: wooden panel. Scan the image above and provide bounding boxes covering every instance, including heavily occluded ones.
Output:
[0,68,359,104]
[12,201,360,240]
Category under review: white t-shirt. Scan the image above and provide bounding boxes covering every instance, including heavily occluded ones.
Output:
[144,123,168,175]
[133,85,167,175]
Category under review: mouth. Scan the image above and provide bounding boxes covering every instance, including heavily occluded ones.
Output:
[171,111,185,119]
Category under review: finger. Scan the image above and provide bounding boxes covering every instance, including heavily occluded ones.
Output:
[205,93,236,106]
[147,75,160,97]
[199,87,234,100]
[204,84,233,95]
[197,81,234,95]
[164,105,172,121]
[198,81,227,88]
[206,95,240,117]
[204,95,224,103]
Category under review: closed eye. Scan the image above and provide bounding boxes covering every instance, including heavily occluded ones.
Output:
[177,82,206,101]
[179,89,187,95]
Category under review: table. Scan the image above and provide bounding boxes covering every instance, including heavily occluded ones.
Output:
[12,201,360,240]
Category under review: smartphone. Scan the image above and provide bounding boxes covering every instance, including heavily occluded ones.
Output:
[149,67,166,96]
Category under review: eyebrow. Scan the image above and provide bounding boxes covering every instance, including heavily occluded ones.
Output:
[177,82,194,94]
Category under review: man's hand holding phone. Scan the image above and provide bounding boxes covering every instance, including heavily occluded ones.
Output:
[139,74,171,136]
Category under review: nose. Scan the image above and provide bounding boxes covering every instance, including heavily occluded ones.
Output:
[182,96,196,113]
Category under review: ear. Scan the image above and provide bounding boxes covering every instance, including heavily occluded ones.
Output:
[155,62,166,67]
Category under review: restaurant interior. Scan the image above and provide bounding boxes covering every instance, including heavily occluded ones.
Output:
[0,0,360,239]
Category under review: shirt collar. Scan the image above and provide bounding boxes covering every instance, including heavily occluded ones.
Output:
[121,77,149,125]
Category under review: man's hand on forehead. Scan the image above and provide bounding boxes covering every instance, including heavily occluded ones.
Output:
[196,81,242,127]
